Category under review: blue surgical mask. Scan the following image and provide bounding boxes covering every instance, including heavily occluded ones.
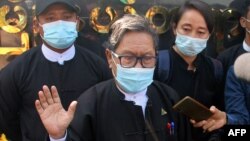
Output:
[41,20,78,49]
[112,57,155,94]
[175,32,208,56]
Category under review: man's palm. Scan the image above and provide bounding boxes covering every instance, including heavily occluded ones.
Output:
[35,85,77,139]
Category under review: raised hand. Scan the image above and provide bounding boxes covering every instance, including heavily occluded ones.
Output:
[35,85,77,139]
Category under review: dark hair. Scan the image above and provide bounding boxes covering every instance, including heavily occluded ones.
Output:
[171,0,214,33]
[241,0,250,17]
[229,0,250,17]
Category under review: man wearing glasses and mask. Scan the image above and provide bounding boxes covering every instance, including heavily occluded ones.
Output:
[34,14,191,141]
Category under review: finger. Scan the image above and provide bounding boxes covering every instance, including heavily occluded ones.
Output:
[35,100,44,115]
[203,120,215,131]
[210,106,217,114]
[38,91,49,109]
[207,124,218,132]
[67,101,77,120]
[51,86,61,103]
[193,120,206,128]
[190,119,196,124]
[43,85,54,104]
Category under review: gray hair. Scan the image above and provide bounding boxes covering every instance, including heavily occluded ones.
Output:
[107,14,159,51]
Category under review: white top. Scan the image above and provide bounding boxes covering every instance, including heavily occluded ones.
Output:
[118,86,148,117]
[42,44,75,65]
[243,40,250,52]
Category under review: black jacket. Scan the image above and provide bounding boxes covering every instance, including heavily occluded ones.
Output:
[0,44,112,141]
[217,43,246,82]
[65,80,192,141]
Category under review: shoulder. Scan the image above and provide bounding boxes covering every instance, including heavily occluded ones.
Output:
[74,45,110,69]
[226,66,236,80]
[0,46,42,84]
[227,66,234,74]
[203,55,224,80]
[200,53,222,68]
[1,46,41,71]
[75,44,107,62]
[199,54,217,69]
[224,66,244,92]
[75,44,112,79]
[77,79,114,100]
[205,56,223,70]
[93,79,114,93]
[151,81,180,103]
[225,66,242,87]
[217,44,242,61]
[13,46,40,61]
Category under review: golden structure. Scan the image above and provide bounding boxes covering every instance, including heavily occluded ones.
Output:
[0,1,29,55]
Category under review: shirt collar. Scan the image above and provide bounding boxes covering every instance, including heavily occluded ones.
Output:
[122,88,147,100]
[243,40,250,52]
[116,84,148,103]
[117,85,148,116]
[41,44,75,65]
[171,47,201,71]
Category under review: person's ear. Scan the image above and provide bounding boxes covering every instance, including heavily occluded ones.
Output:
[33,17,42,35]
[240,17,247,28]
[172,23,177,35]
[105,49,113,68]
[76,16,84,31]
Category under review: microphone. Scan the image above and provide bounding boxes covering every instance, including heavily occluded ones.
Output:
[234,53,250,82]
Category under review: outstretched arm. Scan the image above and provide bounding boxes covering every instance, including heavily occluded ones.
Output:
[35,85,77,139]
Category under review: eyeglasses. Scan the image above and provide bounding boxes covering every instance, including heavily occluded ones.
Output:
[111,51,157,68]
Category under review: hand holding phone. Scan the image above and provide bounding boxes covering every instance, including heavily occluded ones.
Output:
[173,96,213,121]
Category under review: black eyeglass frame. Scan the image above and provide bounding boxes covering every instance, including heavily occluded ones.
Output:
[111,51,157,68]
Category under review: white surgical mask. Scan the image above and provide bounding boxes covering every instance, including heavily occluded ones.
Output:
[40,20,78,49]
[112,56,155,94]
[175,32,209,56]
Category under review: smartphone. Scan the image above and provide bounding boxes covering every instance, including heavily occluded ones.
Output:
[173,96,213,121]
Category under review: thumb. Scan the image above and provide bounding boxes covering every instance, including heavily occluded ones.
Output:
[67,101,77,120]
[190,119,196,124]
[210,106,218,114]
